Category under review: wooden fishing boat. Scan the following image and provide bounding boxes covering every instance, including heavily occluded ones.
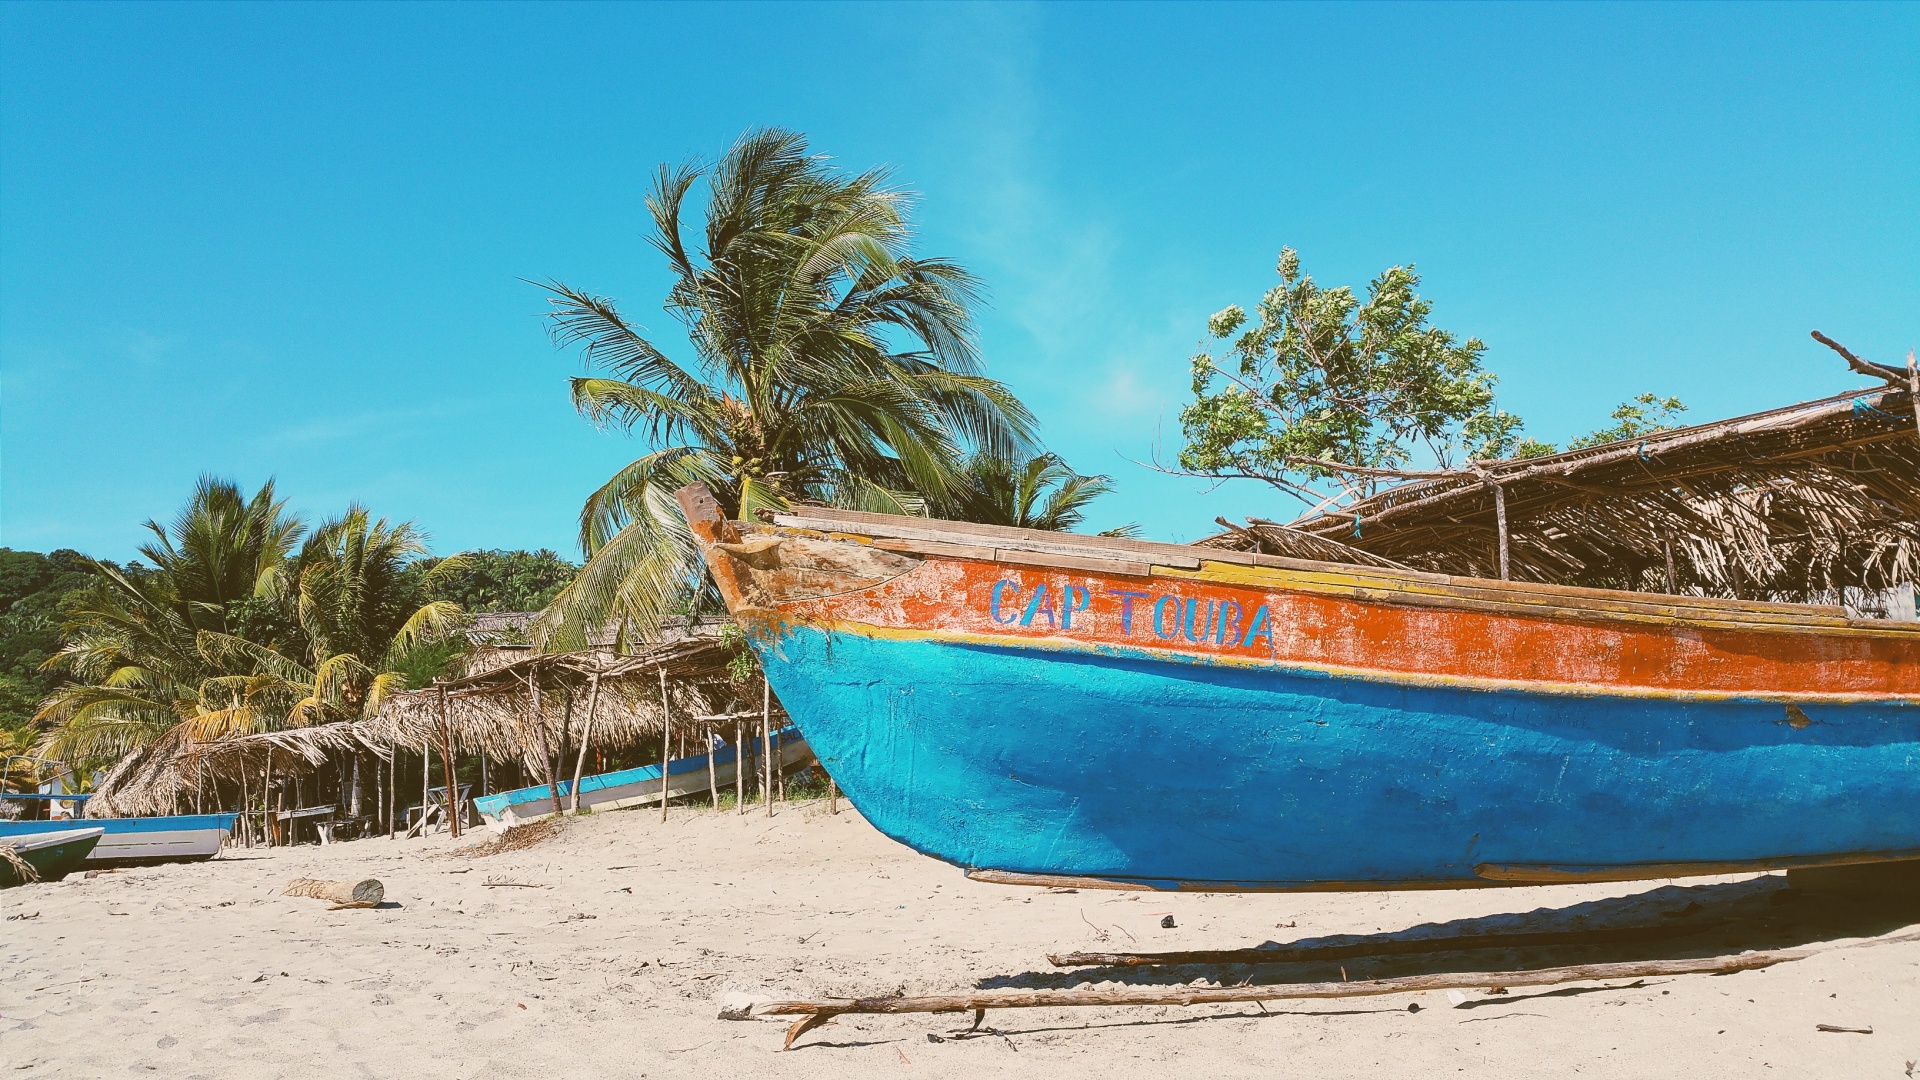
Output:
[0,814,236,867]
[473,730,815,825]
[675,484,1920,892]
[1,827,104,885]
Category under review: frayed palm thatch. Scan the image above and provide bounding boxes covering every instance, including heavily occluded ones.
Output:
[449,818,564,858]
[1201,386,1919,605]
[83,634,759,818]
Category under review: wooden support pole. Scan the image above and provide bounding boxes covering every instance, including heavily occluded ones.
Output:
[570,674,602,815]
[387,743,396,839]
[828,776,838,816]
[735,716,745,815]
[767,951,1806,1050]
[439,685,460,840]
[264,750,275,848]
[240,760,252,848]
[762,677,773,818]
[421,738,431,835]
[529,673,564,818]
[659,668,671,822]
[707,724,719,810]
[1663,538,1678,595]
[1908,349,1919,440]
[1490,480,1510,581]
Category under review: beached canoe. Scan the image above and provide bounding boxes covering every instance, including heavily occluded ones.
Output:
[0,814,236,867]
[1,827,104,885]
[473,730,815,824]
[676,484,1920,892]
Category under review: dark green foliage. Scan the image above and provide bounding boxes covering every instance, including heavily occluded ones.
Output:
[0,549,103,730]
[409,549,578,613]
[939,451,1129,534]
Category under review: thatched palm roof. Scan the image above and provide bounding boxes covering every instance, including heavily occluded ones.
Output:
[86,632,770,818]
[1202,384,1918,606]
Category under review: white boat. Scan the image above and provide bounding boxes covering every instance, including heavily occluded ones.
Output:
[0,813,236,866]
[474,730,814,824]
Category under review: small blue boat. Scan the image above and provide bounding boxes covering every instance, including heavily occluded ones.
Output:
[0,814,237,867]
[474,730,813,824]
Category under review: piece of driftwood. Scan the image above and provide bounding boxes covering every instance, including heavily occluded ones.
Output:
[1048,918,1725,968]
[284,877,384,909]
[765,951,1802,1049]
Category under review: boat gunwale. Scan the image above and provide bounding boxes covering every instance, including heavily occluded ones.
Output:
[772,617,1920,706]
[761,509,1919,640]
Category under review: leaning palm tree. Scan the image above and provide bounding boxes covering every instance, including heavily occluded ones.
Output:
[533,128,1036,649]
[37,478,302,764]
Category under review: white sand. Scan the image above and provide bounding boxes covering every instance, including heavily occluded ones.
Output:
[4,803,1914,1078]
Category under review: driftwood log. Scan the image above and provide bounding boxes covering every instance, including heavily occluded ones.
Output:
[1049,918,1725,968]
[284,877,384,908]
[765,951,1802,1049]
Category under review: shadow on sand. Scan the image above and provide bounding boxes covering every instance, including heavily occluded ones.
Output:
[979,869,1920,992]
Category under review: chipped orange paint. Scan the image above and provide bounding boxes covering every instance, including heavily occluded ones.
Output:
[774,557,1919,701]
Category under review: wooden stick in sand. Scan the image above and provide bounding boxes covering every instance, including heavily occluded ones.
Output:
[439,685,460,840]
[707,723,719,809]
[735,716,745,815]
[284,877,384,909]
[1049,918,1727,968]
[765,951,1805,1050]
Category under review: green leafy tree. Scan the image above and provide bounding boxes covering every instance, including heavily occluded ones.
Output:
[942,451,1133,534]
[409,549,577,612]
[1568,393,1689,450]
[37,478,302,764]
[198,508,467,731]
[532,128,1035,649]
[1178,249,1534,504]
[0,548,100,730]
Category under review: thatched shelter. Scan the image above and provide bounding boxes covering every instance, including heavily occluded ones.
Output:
[1201,381,1919,616]
[85,620,772,821]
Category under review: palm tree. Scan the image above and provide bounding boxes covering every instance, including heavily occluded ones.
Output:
[533,128,1036,649]
[944,451,1133,534]
[37,478,301,764]
[196,507,466,733]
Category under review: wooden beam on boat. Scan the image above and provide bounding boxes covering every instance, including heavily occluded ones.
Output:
[765,951,1805,1049]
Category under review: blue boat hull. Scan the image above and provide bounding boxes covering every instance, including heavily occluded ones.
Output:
[759,626,1920,889]
[0,814,236,867]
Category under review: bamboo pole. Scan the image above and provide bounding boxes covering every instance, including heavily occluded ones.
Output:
[767,951,1806,1050]
[828,776,838,816]
[439,686,460,840]
[1663,538,1677,594]
[387,743,396,839]
[762,678,773,818]
[569,674,602,814]
[659,668,671,822]
[735,716,745,815]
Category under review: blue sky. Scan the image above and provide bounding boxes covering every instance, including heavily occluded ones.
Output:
[3,2,1915,561]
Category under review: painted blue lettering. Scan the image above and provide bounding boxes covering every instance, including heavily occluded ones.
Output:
[1214,600,1243,645]
[1240,605,1275,650]
[989,580,1021,624]
[1183,599,1206,642]
[1106,589,1150,634]
[1061,585,1092,630]
[1020,583,1057,628]
[1152,595,1181,639]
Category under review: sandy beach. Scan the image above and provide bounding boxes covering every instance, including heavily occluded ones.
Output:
[4,803,1915,1078]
